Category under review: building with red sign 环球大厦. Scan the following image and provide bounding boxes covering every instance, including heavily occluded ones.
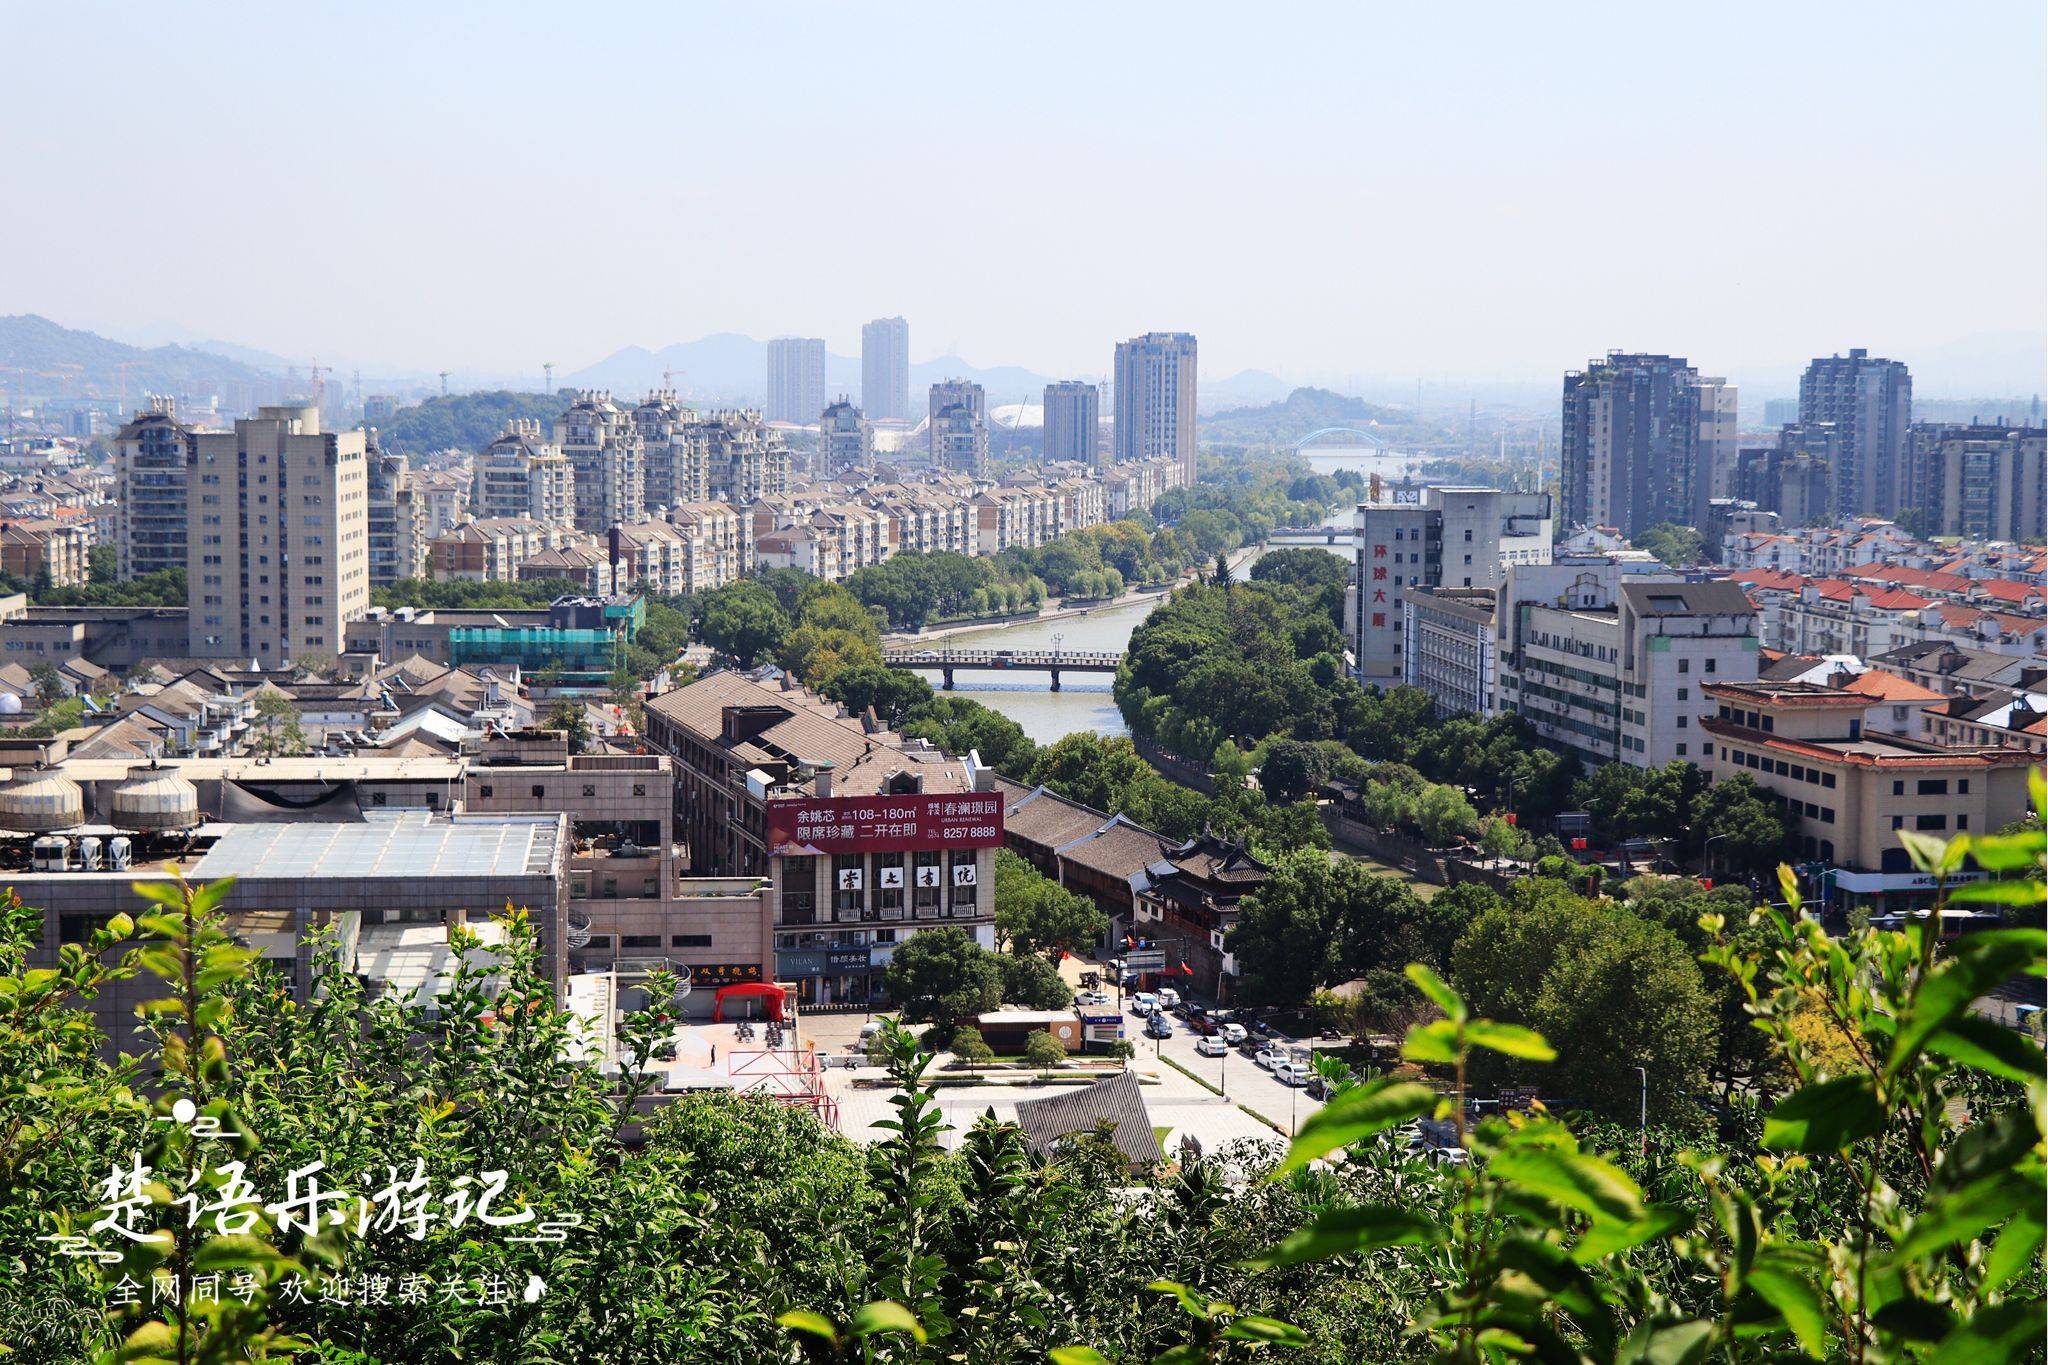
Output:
[644,669,1004,1007]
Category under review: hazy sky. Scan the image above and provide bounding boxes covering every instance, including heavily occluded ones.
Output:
[6,2,2043,389]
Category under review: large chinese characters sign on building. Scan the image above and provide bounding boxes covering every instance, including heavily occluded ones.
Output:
[765,792,1005,855]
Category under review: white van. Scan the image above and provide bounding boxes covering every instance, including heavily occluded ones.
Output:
[1156,987,1181,1011]
[1131,992,1160,1016]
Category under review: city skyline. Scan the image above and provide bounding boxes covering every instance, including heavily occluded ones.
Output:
[2,4,2040,392]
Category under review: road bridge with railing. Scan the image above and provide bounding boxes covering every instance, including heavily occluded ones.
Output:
[881,646,1124,691]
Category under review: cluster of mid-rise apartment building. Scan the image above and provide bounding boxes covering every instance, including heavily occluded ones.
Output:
[1339,471,2042,917]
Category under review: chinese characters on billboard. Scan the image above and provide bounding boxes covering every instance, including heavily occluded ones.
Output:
[765,792,1005,855]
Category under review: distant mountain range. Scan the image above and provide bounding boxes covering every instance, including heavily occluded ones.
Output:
[0,314,275,406]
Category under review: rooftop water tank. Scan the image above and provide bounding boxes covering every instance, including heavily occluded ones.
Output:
[110,762,202,833]
[0,768,85,833]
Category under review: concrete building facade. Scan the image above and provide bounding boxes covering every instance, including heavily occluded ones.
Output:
[1112,332,1198,483]
[186,403,369,664]
[1043,381,1102,467]
[765,337,827,426]
[861,317,910,423]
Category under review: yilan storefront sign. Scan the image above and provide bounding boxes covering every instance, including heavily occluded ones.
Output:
[766,793,1005,855]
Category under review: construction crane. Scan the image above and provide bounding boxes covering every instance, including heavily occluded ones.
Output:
[114,361,139,412]
[307,360,333,409]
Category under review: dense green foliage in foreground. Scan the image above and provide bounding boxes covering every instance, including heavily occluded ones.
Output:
[2,809,2042,1362]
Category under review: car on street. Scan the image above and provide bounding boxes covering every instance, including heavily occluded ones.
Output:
[1145,1015,1174,1039]
[1193,1035,1229,1057]
[1273,1060,1312,1087]
[1130,992,1159,1016]
[1076,990,1108,1007]
[1186,1013,1218,1035]
[1249,1044,1279,1069]
[1219,1022,1248,1045]
[1156,987,1181,1011]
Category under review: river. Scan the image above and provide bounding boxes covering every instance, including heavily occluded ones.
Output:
[904,508,1354,744]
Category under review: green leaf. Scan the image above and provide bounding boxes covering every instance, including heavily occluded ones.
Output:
[1488,1145,1647,1225]
[1891,1172,2039,1263]
[1927,1300,2044,1363]
[1222,1316,1308,1346]
[1147,1280,1223,1319]
[1889,932,2047,1078]
[1464,1020,1557,1062]
[1246,1205,1443,1267]
[1618,1317,1714,1365]
[848,1300,927,1342]
[1896,828,1965,876]
[1981,1213,2044,1292]
[1925,1015,2047,1085]
[1746,1258,1828,1357]
[1762,1076,1886,1152]
[1273,1079,1435,1173]
[1776,864,1802,912]
[1405,962,1467,1020]
[1947,877,2046,907]
[776,1310,840,1346]
[1960,830,2046,871]
[1574,1205,1689,1262]
[1401,1019,1462,1064]
[1049,1349,1112,1365]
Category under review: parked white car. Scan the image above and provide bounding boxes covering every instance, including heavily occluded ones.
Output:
[1130,992,1159,1016]
[1272,1060,1312,1086]
[1220,1023,1248,1045]
[1194,1035,1229,1057]
[1156,987,1181,1011]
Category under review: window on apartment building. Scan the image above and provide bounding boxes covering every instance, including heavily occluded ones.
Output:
[1893,780,1905,796]
[1704,658,1717,673]
[1892,815,1905,830]
[1676,743,1687,756]
[1916,779,1949,796]
[1958,815,1969,830]
[620,935,660,950]
[1678,659,1690,674]
[1914,814,1948,831]
[670,935,712,948]
[584,935,612,950]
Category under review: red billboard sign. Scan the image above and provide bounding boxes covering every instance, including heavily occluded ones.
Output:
[765,792,1005,855]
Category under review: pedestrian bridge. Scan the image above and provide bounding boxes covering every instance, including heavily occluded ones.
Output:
[882,646,1124,690]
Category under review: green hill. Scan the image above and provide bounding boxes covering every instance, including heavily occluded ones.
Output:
[1197,386,1422,447]
[376,389,571,454]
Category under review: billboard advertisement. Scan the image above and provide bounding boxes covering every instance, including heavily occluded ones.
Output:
[765,792,1005,855]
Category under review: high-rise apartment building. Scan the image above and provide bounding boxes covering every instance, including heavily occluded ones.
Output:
[933,401,989,478]
[1112,332,1198,483]
[1799,348,1911,519]
[1694,376,1740,520]
[861,317,910,422]
[820,398,874,473]
[473,421,576,526]
[926,379,985,461]
[555,391,644,533]
[1560,352,1705,538]
[186,403,369,663]
[765,337,827,425]
[632,390,698,513]
[1912,423,2046,542]
[1043,381,1102,467]
[695,410,792,505]
[113,396,194,581]
[365,436,428,587]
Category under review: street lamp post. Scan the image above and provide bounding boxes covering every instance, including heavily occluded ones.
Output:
[1702,833,1733,880]
[1635,1065,1648,1160]
[1218,1046,1227,1099]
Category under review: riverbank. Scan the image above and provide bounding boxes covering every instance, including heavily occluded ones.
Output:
[882,543,1265,647]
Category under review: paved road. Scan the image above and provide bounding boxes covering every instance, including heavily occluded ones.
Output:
[1131,1005,1327,1137]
